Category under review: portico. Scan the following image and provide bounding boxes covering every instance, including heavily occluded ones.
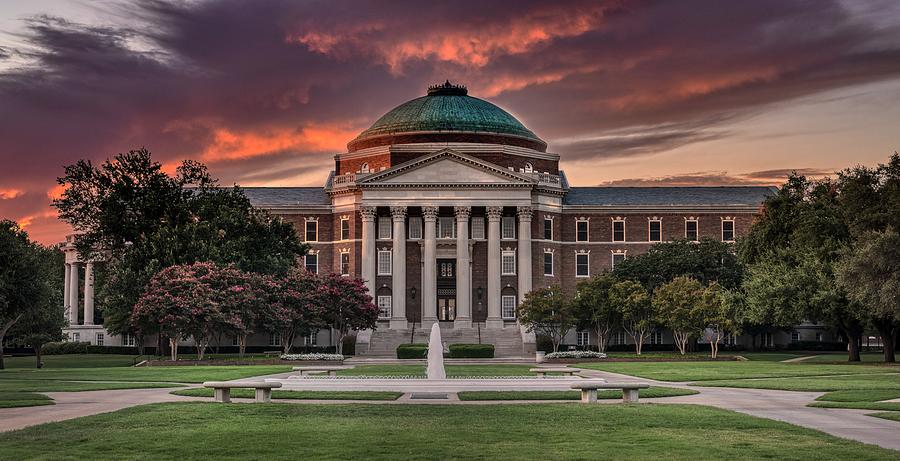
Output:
[61,235,106,344]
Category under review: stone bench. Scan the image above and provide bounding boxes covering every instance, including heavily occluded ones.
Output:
[292,365,355,377]
[571,381,650,403]
[529,367,581,377]
[203,381,282,403]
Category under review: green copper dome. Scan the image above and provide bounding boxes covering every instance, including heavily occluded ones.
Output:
[347,81,546,152]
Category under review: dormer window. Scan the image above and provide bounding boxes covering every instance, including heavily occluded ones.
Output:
[523,162,534,173]
[360,163,369,173]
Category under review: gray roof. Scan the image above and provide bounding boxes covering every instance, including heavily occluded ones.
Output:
[241,187,330,207]
[563,186,775,206]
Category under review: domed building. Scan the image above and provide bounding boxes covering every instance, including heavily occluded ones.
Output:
[63,82,789,355]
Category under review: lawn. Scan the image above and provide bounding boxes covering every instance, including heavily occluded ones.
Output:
[738,352,808,362]
[0,392,54,408]
[0,402,894,460]
[0,365,291,383]
[171,388,402,400]
[3,354,145,368]
[577,361,898,382]
[801,353,888,363]
[870,412,900,422]
[692,373,900,392]
[457,387,697,401]
[338,364,537,377]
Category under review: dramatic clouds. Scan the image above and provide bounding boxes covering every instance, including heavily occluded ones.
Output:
[1,0,899,243]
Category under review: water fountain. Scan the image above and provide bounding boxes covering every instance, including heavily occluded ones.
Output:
[426,323,446,380]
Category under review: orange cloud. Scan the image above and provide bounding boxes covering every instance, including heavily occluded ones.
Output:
[607,68,781,110]
[0,188,24,199]
[46,184,67,201]
[200,124,357,162]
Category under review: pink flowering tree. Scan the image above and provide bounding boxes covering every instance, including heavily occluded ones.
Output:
[204,266,270,358]
[132,263,223,361]
[264,269,324,354]
[317,273,378,355]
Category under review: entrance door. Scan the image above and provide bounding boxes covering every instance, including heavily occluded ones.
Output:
[436,258,456,321]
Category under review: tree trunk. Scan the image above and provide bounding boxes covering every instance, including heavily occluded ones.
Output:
[169,337,178,361]
[751,334,758,352]
[0,341,5,370]
[873,319,896,363]
[336,331,344,355]
[846,331,861,362]
[673,331,689,355]
[35,343,43,368]
[0,315,24,370]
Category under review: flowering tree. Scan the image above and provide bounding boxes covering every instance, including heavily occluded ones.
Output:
[204,266,270,358]
[317,273,377,355]
[517,285,574,353]
[133,262,236,360]
[264,269,324,354]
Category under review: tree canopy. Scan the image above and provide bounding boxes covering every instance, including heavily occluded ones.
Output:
[518,285,574,353]
[614,238,743,291]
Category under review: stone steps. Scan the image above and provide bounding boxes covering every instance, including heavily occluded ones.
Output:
[359,324,531,357]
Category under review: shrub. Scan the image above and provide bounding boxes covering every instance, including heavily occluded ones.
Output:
[448,343,494,358]
[341,335,356,356]
[396,343,428,359]
[544,350,607,360]
[535,335,554,353]
[41,342,141,355]
[280,353,344,361]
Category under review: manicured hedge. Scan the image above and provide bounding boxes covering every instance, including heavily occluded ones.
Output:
[396,343,428,359]
[448,343,494,358]
[41,342,141,355]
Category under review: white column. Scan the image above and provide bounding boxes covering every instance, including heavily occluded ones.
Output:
[517,207,533,303]
[83,262,95,326]
[454,206,472,329]
[421,206,438,328]
[63,263,71,322]
[68,263,80,325]
[390,206,407,329]
[486,206,503,328]
[359,207,377,296]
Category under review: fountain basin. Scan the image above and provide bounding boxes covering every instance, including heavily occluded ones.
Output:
[266,376,584,393]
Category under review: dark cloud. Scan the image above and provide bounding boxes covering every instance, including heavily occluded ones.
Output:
[600,167,835,186]
[0,0,899,243]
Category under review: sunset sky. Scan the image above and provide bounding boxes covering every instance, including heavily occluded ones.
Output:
[1,0,899,245]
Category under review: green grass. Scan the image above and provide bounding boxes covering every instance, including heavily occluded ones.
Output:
[601,351,735,360]
[739,352,808,362]
[338,364,537,377]
[809,401,900,411]
[693,373,900,392]
[577,361,898,382]
[869,412,900,422]
[0,379,182,393]
[3,354,145,368]
[800,353,887,363]
[170,388,402,400]
[457,387,698,401]
[0,365,291,383]
[814,389,900,402]
[0,402,894,460]
[0,392,54,408]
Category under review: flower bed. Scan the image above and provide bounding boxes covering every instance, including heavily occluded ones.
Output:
[280,353,344,362]
[544,351,607,360]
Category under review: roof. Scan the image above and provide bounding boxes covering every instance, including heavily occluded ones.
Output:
[241,187,330,207]
[563,186,775,207]
[348,81,544,152]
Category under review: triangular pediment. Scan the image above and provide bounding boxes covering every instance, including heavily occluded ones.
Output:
[358,149,534,187]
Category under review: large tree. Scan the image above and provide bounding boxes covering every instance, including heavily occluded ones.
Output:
[518,285,575,353]
[264,269,324,354]
[610,280,653,355]
[652,276,706,355]
[317,273,378,355]
[697,282,737,359]
[572,273,622,352]
[53,149,308,342]
[836,229,900,362]
[614,239,743,292]
[0,221,63,369]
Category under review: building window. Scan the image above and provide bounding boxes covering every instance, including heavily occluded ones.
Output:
[722,220,735,242]
[576,252,590,277]
[543,251,553,276]
[232,336,239,346]
[612,252,626,269]
[762,332,774,347]
[438,217,455,239]
[501,250,516,275]
[650,330,663,345]
[360,162,369,173]
[471,217,485,240]
[614,331,627,345]
[723,334,737,346]
[378,217,392,239]
[576,220,589,242]
[71,332,80,342]
[543,218,553,240]
[377,251,392,275]
[304,334,317,346]
[305,219,318,242]
[96,333,104,346]
[576,331,589,347]
[501,295,517,319]
[340,252,350,276]
[685,220,699,241]
[501,216,515,239]
[612,220,626,242]
[123,334,135,347]
[377,296,392,319]
[340,218,350,240]
[269,333,281,347]
[815,332,823,342]
[791,331,800,343]
[649,220,661,242]
[305,253,318,273]
[408,217,422,240]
